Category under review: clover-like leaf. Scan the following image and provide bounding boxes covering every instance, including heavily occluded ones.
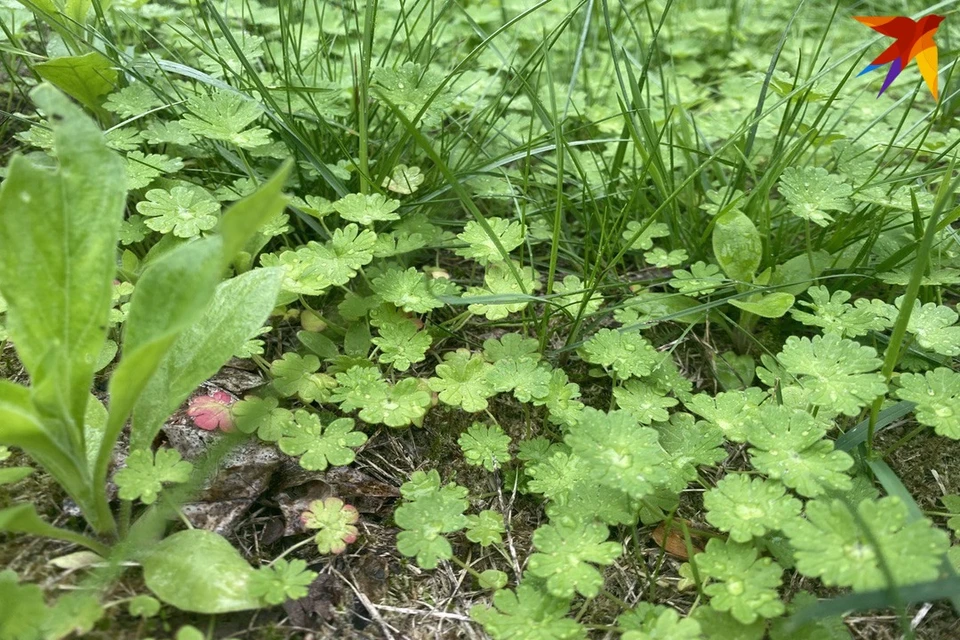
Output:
[614,380,678,424]
[232,396,295,442]
[470,583,586,640]
[456,217,525,265]
[768,592,852,640]
[372,267,445,313]
[301,497,360,554]
[382,164,425,194]
[270,353,335,403]
[459,423,511,471]
[128,595,160,619]
[483,333,541,362]
[565,408,671,501]
[372,318,431,371]
[187,390,236,432]
[394,478,469,569]
[104,83,164,118]
[428,349,495,412]
[684,387,767,442]
[773,333,886,416]
[249,559,317,605]
[619,604,702,640]
[277,411,367,471]
[746,406,852,497]
[180,89,271,148]
[695,538,784,624]
[136,186,220,238]
[579,328,659,379]
[905,300,960,356]
[0,570,47,640]
[784,496,949,591]
[644,247,688,268]
[356,377,432,428]
[655,413,726,491]
[333,192,400,225]
[115,448,193,504]
[488,356,552,403]
[551,275,603,317]
[528,520,622,598]
[897,368,960,438]
[622,220,670,251]
[790,286,895,337]
[44,592,104,640]
[779,166,851,227]
[669,261,724,295]
[372,62,450,125]
[467,261,539,320]
[535,368,586,428]
[704,475,802,542]
[465,510,506,546]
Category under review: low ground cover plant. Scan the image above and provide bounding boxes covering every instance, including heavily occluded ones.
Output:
[1,0,960,638]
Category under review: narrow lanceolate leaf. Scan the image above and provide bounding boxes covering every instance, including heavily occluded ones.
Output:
[0,85,126,431]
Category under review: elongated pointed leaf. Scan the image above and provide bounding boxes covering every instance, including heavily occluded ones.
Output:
[713,210,761,283]
[131,268,283,450]
[142,529,260,613]
[0,84,125,431]
[0,504,108,554]
[35,53,117,112]
[218,161,291,271]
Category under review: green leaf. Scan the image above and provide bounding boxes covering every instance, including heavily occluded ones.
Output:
[395,477,469,569]
[142,529,261,613]
[683,388,766,443]
[34,53,117,112]
[428,350,495,412]
[466,510,506,546]
[729,292,795,318]
[668,261,724,295]
[277,411,367,471]
[565,408,670,501]
[372,267,445,313]
[232,396,294,442]
[528,519,621,599]
[0,467,32,486]
[613,380,678,424]
[470,583,586,640]
[483,333,541,362]
[779,166,851,227]
[128,595,160,618]
[302,497,360,554]
[784,496,949,591]
[0,570,48,640]
[619,604,702,640]
[179,89,271,148]
[704,475,802,542]
[655,413,726,491]
[713,210,761,282]
[136,185,220,238]
[488,356,553,403]
[578,328,659,379]
[0,84,125,430]
[695,538,784,624]
[459,423,511,471]
[130,267,283,450]
[747,406,853,497]
[622,220,670,251]
[333,193,400,225]
[270,353,322,399]
[790,286,895,337]
[773,333,887,416]
[466,261,538,320]
[114,448,192,504]
[896,368,960,438]
[478,569,508,590]
[904,300,960,356]
[456,217,525,265]
[44,592,104,640]
[769,592,851,640]
[249,559,317,605]
[372,319,431,371]
[690,606,766,640]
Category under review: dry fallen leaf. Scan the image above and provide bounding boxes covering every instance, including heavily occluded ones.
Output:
[651,520,704,560]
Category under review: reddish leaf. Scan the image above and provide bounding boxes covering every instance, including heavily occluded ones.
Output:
[187,391,236,432]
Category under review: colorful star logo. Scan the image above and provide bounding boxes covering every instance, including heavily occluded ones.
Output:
[855,14,944,100]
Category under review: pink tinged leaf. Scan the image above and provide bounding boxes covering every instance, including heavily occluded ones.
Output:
[187,391,237,431]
